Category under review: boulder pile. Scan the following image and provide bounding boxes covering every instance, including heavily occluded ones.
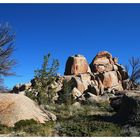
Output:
[62,51,129,101]
[12,51,130,103]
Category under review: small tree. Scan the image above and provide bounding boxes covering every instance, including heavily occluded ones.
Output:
[0,23,16,90]
[26,53,59,105]
[128,57,140,88]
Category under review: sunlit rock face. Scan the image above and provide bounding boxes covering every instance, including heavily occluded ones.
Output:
[90,51,114,73]
[64,54,91,75]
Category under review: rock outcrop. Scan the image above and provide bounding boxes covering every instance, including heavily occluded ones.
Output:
[12,51,130,103]
[89,51,128,92]
[0,93,56,127]
[62,51,129,99]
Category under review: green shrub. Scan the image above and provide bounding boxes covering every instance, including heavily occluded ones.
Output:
[14,119,55,136]
[14,119,38,131]
[57,115,121,137]
[0,124,12,134]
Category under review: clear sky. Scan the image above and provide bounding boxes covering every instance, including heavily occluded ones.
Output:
[0,4,140,89]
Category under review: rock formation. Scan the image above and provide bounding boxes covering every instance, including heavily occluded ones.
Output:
[12,51,130,102]
[64,54,91,75]
[0,93,56,127]
[62,51,129,99]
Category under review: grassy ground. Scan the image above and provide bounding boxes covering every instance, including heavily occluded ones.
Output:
[0,101,123,137]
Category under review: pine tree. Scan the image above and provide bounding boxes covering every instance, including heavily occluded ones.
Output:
[26,53,59,105]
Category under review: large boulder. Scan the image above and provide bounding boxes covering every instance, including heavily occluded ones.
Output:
[64,54,91,75]
[90,51,114,73]
[0,93,56,127]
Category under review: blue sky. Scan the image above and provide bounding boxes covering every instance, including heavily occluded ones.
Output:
[0,4,140,89]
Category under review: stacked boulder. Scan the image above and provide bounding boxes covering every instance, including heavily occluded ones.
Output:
[90,51,129,92]
[63,51,129,101]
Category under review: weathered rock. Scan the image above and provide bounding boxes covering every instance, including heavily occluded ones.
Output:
[90,51,114,73]
[71,77,86,93]
[0,93,56,127]
[64,54,91,75]
[98,71,123,91]
[79,73,92,91]
[88,51,128,92]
